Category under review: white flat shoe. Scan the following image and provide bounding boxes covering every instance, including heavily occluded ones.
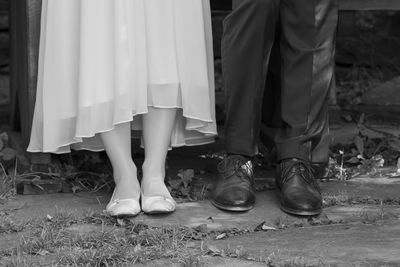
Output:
[141,188,176,214]
[106,189,141,217]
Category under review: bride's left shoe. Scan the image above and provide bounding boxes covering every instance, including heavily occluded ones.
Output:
[141,185,176,214]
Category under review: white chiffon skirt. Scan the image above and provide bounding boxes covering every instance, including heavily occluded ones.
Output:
[27,0,217,154]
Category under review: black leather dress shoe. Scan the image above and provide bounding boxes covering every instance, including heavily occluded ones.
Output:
[276,158,322,216]
[211,155,255,211]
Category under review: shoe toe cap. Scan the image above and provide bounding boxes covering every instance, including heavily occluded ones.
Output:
[281,190,322,214]
[106,199,141,217]
[214,188,255,207]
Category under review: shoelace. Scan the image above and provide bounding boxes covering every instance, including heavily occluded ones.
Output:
[218,156,254,183]
[280,159,318,187]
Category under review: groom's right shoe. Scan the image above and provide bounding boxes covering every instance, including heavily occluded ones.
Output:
[211,155,255,211]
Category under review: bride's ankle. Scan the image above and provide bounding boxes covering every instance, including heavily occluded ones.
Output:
[113,166,138,184]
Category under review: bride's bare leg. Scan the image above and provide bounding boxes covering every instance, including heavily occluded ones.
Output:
[141,107,177,196]
[100,122,140,200]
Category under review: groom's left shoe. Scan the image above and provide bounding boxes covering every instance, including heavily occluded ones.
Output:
[276,158,322,216]
[211,155,255,212]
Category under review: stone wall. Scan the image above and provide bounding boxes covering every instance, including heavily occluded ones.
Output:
[0,0,9,125]
[0,0,8,69]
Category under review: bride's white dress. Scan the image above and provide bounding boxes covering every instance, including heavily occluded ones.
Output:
[28,0,217,153]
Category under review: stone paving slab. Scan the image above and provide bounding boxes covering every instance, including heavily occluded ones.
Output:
[2,178,400,231]
[209,222,400,266]
[133,257,268,267]
[322,177,400,200]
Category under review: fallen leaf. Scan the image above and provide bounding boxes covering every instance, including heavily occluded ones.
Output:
[207,244,221,255]
[36,249,51,256]
[167,179,182,190]
[346,157,360,164]
[215,233,226,240]
[180,187,190,196]
[261,224,277,231]
[1,148,16,161]
[178,169,195,188]
[72,185,82,194]
[254,221,277,231]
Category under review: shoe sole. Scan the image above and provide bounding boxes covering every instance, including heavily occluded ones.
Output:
[280,205,322,216]
[143,209,175,215]
[107,212,140,218]
[211,199,254,212]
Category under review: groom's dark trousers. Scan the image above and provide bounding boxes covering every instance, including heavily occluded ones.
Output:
[223,0,338,162]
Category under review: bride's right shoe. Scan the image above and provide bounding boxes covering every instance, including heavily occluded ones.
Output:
[106,189,141,217]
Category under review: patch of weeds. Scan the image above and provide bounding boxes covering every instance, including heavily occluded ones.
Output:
[329,114,400,180]
[323,191,400,208]
[204,227,252,242]
[2,246,40,267]
[205,245,326,266]
[167,169,212,201]
[0,162,16,201]
[322,191,352,207]
[0,205,34,234]
[80,210,117,226]
[273,216,291,230]
[16,223,67,256]
[60,151,114,193]
[0,215,26,234]
[381,198,400,205]
[359,209,382,224]
[12,151,115,196]
[223,245,252,260]
[1,211,212,265]
[177,252,204,267]
[0,131,18,170]
[307,214,334,226]
[55,230,141,266]
[57,246,138,267]
[275,257,330,267]
[205,244,256,262]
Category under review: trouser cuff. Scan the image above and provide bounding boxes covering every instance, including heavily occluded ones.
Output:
[276,139,311,162]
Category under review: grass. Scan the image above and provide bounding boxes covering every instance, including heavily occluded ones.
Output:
[0,209,339,267]
[0,211,211,266]
[0,162,17,202]
[1,195,399,266]
[322,191,400,208]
